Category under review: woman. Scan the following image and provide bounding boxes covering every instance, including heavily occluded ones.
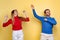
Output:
[3,9,29,40]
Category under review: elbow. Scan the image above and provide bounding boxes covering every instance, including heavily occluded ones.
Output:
[26,18,30,22]
[3,23,6,27]
[34,15,37,18]
[3,25,6,27]
[53,22,57,25]
[27,19,30,22]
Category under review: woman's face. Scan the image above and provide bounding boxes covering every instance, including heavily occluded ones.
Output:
[13,10,18,17]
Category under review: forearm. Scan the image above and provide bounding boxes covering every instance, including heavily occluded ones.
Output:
[3,19,12,27]
[32,9,43,21]
[47,18,57,25]
[32,9,38,17]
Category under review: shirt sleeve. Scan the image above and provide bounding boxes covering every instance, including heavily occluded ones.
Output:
[47,18,57,25]
[32,9,43,21]
[19,17,29,22]
[3,19,12,27]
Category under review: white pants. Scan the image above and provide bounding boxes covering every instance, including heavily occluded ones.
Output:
[40,33,54,40]
[12,30,23,40]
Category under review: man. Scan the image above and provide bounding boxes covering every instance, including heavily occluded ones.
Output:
[31,5,57,40]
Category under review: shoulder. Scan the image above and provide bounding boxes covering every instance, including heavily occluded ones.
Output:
[18,17,24,19]
[50,17,54,19]
[50,17,55,20]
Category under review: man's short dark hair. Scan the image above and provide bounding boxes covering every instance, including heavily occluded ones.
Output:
[44,9,50,14]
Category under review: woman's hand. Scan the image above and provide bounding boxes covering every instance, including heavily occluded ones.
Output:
[23,10,28,18]
[3,15,8,23]
[4,15,8,20]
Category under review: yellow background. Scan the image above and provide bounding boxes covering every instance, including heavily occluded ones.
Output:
[0,0,60,40]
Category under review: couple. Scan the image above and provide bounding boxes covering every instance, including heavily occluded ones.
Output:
[3,5,57,40]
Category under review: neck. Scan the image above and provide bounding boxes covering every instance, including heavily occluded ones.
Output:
[45,16,50,18]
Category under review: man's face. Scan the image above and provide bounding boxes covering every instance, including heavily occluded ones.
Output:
[45,10,50,16]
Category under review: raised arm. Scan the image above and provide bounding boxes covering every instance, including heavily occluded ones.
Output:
[31,5,43,21]
[19,10,29,22]
[3,15,12,27]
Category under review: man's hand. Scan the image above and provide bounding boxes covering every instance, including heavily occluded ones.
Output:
[31,4,34,9]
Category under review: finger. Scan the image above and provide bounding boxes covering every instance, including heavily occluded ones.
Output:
[23,10,26,13]
[31,5,34,7]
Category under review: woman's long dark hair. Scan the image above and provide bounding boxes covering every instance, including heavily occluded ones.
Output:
[11,9,18,24]
[11,9,23,23]
[11,9,22,18]
[11,9,18,17]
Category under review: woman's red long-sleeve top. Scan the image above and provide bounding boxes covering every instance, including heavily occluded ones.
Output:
[3,16,29,30]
